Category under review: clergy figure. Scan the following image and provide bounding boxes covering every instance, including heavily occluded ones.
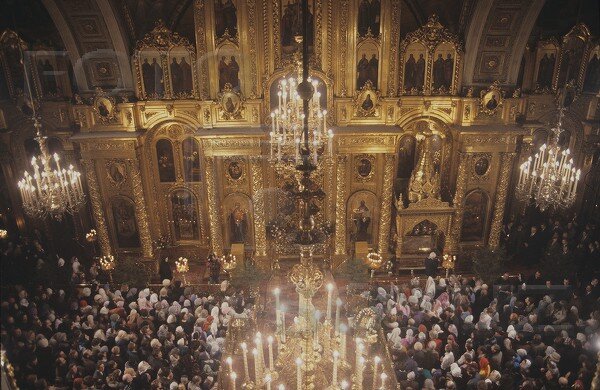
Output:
[229,203,248,243]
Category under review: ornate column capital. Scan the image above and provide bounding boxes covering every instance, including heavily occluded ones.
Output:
[82,159,112,257]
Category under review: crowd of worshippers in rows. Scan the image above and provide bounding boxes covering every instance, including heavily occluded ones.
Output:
[499,212,599,272]
[372,263,599,389]
[0,238,254,389]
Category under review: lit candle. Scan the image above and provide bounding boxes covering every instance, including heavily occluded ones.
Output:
[341,380,349,389]
[226,356,233,373]
[274,287,281,331]
[252,348,259,383]
[340,324,347,361]
[335,298,342,334]
[230,371,237,390]
[267,336,274,371]
[278,385,285,390]
[281,305,287,343]
[380,373,387,389]
[357,356,365,390]
[372,356,381,390]
[296,358,303,390]
[241,343,249,381]
[314,310,321,349]
[326,283,334,320]
[355,339,363,373]
[265,373,272,390]
[332,350,340,386]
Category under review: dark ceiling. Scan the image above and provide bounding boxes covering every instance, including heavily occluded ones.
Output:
[0,0,64,49]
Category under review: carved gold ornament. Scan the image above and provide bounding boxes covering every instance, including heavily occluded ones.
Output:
[353,80,381,117]
[479,81,504,116]
[92,87,118,124]
[217,83,245,120]
[106,160,127,187]
[354,154,375,182]
[225,157,246,184]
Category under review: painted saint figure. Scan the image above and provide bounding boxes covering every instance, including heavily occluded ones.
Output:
[229,202,248,243]
[38,59,58,95]
[215,0,238,38]
[142,58,155,96]
[583,53,600,93]
[353,200,371,242]
[357,0,381,37]
[361,94,374,111]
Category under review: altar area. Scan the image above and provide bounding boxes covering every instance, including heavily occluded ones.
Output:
[218,250,397,389]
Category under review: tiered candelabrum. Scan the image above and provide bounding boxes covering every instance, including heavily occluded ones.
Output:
[99,255,115,283]
[516,109,581,211]
[225,249,389,390]
[268,38,333,170]
[175,257,189,285]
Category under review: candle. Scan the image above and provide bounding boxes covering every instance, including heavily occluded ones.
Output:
[355,338,363,370]
[326,283,334,320]
[265,373,272,390]
[252,348,259,383]
[281,306,287,343]
[267,336,274,371]
[226,356,233,373]
[296,358,303,390]
[230,371,237,390]
[241,343,249,381]
[335,298,342,334]
[357,356,365,390]
[332,350,340,386]
[278,385,285,390]
[340,324,347,361]
[380,373,387,389]
[341,380,349,389]
[372,356,381,390]
[274,287,281,312]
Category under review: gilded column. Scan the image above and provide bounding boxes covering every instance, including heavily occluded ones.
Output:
[448,153,471,253]
[489,153,516,248]
[334,155,348,255]
[377,154,395,256]
[204,156,223,255]
[82,160,112,256]
[128,159,154,258]
[250,156,267,257]
[324,158,336,220]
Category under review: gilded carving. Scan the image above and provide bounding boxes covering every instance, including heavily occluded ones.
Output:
[479,81,504,116]
[249,157,267,257]
[386,0,401,96]
[353,80,381,117]
[339,0,349,96]
[354,154,375,182]
[92,87,118,125]
[224,157,247,185]
[128,158,154,258]
[82,160,112,256]
[470,153,493,182]
[488,153,515,248]
[105,159,127,188]
[217,84,245,120]
[246,0,259,98]
[448,152,471,253]
[204,156,223,255]
[334,155,348,255]
[194,0,210,99]
[377,154,395,255]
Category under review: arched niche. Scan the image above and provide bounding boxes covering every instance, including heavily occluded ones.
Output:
[356,38,380,91]
[109,196,141,250]
[155,139,176,183]
[583,44,600,94]
[182,137,201,182]
[460,189,490,243]
[222,192,254,249]
[217,42,241,92]
[169,188,200,242]
[346,190,378,245]
[533,39,559,91]
[401,42,427,94]
[556,23,591,90]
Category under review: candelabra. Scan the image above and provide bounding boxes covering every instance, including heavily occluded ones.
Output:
[86,229,97,242]
[221,254,238,277]
[268,41,333,170]
[99,255,115,282]
[516,108,581,211]
[225,248,390,390]
[16,54,85,220]
[175,257,190,285]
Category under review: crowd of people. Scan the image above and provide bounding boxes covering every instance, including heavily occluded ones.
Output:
[500,212,599,281]
[0,237,253,389]
[376,266,599,389]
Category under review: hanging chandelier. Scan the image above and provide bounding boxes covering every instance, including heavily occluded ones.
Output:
[516,108,581,211]
[16,51,85,220]
[268,36,333,168]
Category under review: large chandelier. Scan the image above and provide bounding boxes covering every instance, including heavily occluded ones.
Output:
[516,108,581,211]
[268,37,333,168]
[17,118,85,219]
[16,44,85,220]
